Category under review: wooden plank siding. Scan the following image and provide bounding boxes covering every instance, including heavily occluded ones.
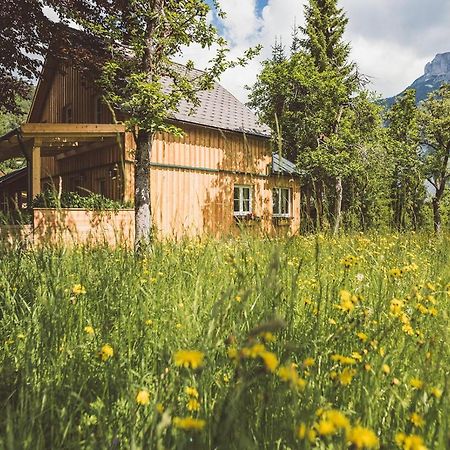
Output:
[24,63,301,238]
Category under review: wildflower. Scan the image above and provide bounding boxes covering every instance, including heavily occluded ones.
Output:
[261,331,275,343]
[173,416,206,431]
[331,354,357,365]
[99,344,114,361]
[364,364,372,372]
[430,387,442,399]
[260,351,279,372]
[303,357,315,368]
[356,273,365,282]
[17,333,26,339]
[156,403,164,413]
[145,319,153,326]
[174,350,204,369]
[338,368,356,386]
[235,295,241,302]
[395,433,428,450]
[185,387,199,398]
[340,255,357,269]
[136,390,150,406]
[72,284,86,295]
[382,364,390,374]
[277,365,307,389]
[410,412,425,428]
[324,409,350,431]
[337,289,358,312]
[227,346,238,360]
[347,426,379,448]
[187,398,200,411]
[357,331,368,342]
[316,419,336,436]
[410,378,424,390]
[297,423,307,439]
[84,326,95,335]
[389,268,402,278]
[351,352,363,362]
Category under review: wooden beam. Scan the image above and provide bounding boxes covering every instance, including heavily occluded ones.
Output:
[31,143,41,200]
[21,123,126,138]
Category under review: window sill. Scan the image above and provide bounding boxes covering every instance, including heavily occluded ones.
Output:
[234,214,261,224]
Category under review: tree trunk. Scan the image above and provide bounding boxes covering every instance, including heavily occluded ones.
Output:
[333,176,343,235]
[432,197,441,233]
[135,129,153,250]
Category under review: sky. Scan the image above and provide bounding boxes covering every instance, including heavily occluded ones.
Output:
[174,0,450,102]
[44,1,450,103]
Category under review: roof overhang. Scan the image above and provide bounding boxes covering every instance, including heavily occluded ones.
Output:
[0,123,126,163]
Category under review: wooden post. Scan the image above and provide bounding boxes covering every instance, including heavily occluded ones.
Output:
[30,141,41,201]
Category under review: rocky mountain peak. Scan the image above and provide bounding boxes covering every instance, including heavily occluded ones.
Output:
[424,52,450,76]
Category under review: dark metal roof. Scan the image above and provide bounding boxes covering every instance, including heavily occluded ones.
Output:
[272,153,300,176]
[0,167,27,186]
[162,70,271,138]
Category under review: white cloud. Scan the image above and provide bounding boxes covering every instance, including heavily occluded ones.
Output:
[177,0,450,103]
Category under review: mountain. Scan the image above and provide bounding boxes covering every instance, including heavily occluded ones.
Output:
[384,52,450,107]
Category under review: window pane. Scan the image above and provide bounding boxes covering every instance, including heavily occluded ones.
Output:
[281,189,289,215]
[234,199,240,212]
[234,187,240,202]
[273,189,280,214]
[243,187,250,200]
[243,199,250,212]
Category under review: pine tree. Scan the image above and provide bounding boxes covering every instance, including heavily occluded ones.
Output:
[300,0,355,80]
[300,0,358,233]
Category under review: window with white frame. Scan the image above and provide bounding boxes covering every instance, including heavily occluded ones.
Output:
[233,185,252,216]
[273,187,291,217]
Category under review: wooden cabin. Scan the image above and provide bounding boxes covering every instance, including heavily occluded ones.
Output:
[0,57,300,239]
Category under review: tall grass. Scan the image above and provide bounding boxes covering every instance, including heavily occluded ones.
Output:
[0,233,449,449]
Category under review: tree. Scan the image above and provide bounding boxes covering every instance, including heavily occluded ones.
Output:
[0,1,55,114]
[300,0,359,234]
[419,84,450,232]
[385,89,425,230]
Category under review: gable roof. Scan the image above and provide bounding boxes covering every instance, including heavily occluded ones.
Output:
[29,48,271,138]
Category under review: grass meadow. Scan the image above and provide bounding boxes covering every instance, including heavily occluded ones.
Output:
[0,233,449,449]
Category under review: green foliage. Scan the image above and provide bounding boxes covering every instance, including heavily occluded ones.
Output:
[0,234,448,448]
[385,90,425,230]
[32,190,132,210]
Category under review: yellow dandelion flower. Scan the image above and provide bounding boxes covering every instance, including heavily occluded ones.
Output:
[351,352,363,362]
[382,364,390,374]
[277,365,307,390]
[297,423,307,439]
[247,343,266,358]
[331,354,357,365]
[187,398,200,412]
[136,390,150,406]
[260,351,279,372]
[347,426,379,448]
[261,332,275,343]
[395,432,428,450]
[99,344,114,362]
[145,319,153,326]
[84,326,95,335]
[410,378,424,390]
[173,416,206,431]
[303,357,315,368]
[235,295,241,302]
[337,289,358,312]
[316,420,336,436]
[156,403,164,413]
[185,387,199,398]
[430,387,442,399]
[389,268,402,278]
[357,332,368,342]
[72,284,86,295]
[174,350,204,369]
[410,412,425,428]
[364,364,372,372]
[338,368,356,386]
[227,346,238,360]
[324,410,350,430]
